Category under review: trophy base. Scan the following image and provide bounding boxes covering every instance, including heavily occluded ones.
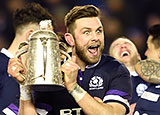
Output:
[31,84,65,92]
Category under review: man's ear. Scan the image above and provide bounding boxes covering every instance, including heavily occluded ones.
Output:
[25,29,34,41]
[64,33,75,47]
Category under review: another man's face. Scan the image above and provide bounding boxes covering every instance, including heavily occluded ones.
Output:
[145,35,160,61]
[109,38,140,64]
[73,17,104,65]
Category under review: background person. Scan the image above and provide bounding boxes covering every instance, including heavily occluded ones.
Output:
[109,37,149,115]
[0,2,55,114]
[133,24,160,115]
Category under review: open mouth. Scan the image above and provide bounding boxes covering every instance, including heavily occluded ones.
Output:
[120,51,130,57]
[88,45,99,56]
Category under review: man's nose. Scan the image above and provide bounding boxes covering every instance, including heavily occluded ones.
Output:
[121,44,127,48]
[91,32,99,41]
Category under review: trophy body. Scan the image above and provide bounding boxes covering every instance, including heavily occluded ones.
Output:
[16,20,69,90]
[25,30,63,87]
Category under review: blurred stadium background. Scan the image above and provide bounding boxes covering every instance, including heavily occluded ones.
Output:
[0,0,160,59]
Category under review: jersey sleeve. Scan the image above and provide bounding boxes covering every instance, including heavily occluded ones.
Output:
[103,64,132,114]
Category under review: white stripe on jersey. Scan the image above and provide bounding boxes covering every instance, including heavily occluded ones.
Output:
[103,95,129,107]
[2,107,16,115]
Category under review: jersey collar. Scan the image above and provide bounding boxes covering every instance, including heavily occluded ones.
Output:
[131,71,138,77]
[1,48,14,58]
[86,56,101,69]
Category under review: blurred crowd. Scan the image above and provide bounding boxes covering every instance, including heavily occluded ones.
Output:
[1,0,160,59]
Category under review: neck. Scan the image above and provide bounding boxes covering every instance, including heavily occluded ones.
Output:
[77,59,86,71]
[124,62,135,73]
[8,34,25,57]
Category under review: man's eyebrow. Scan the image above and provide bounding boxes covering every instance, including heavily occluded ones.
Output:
[111,42,120,49]
[80,27,91,31]
[94,26,103,32]
[97,26,103,30]
[80,26,103,31]
[112,43,118,48]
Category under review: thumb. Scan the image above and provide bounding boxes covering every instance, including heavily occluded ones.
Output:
[71,56,76,63]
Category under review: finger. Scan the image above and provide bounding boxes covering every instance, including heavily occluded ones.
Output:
[8,60,26,81]
[15,64,25,74]
[10,58,26,71]
[66,58,79,69]
[9,58,22,68]
[15,73,25,83]
[61,57,79,74]
[8,60,24,73]
[71,56,76,63]
[8,58,18,65]
[9,64,24,77]
[62,62,78,72]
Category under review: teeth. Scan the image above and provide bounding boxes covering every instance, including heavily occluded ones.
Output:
[120,51,130,57]
[89,45,98,49]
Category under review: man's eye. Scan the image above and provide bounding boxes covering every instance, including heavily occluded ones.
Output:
[96,29,102,34]
[114,44,120,48]
[84,31,90,35]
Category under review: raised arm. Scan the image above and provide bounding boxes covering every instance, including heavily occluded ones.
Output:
[18,98,37,115]
[61,56,128,115]
[8,58,37,115]
[72,89,126,115]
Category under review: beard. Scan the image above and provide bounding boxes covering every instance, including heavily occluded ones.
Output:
[75,41,104,65]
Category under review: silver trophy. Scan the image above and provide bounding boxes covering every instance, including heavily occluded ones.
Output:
[16,20,70,89]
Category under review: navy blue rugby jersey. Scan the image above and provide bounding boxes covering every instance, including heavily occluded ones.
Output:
[134,84,160,115]
[130,75,149,104]
[32,54,132,115]
[0,52,20,115]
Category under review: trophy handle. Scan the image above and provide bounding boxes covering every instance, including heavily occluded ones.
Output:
[59,42,71,60]
[15,41,29,83]
[16,41,29,58]
[60,49,71,60]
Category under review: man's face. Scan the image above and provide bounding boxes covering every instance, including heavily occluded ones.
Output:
[73,17,104,65]
[109,38,140,64]
[145,35,160,61]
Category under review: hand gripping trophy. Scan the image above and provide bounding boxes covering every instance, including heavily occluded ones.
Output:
[16,20,70,91]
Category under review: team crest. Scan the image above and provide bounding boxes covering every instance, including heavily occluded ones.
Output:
[136,83,148,96]
[89,76,103,90]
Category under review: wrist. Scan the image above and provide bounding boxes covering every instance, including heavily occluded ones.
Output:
[69,83,87,102]
[20,85,32,101]
[64,81,77,91]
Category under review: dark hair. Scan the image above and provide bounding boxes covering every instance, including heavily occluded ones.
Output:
[64,5,100,34]
[148,24,160,49]
[13,2,55,32]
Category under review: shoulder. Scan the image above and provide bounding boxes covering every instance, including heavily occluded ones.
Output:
[0,53,9,72]
[99,54,129,74]
[0,52,9,63]
[100,54,124,66]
